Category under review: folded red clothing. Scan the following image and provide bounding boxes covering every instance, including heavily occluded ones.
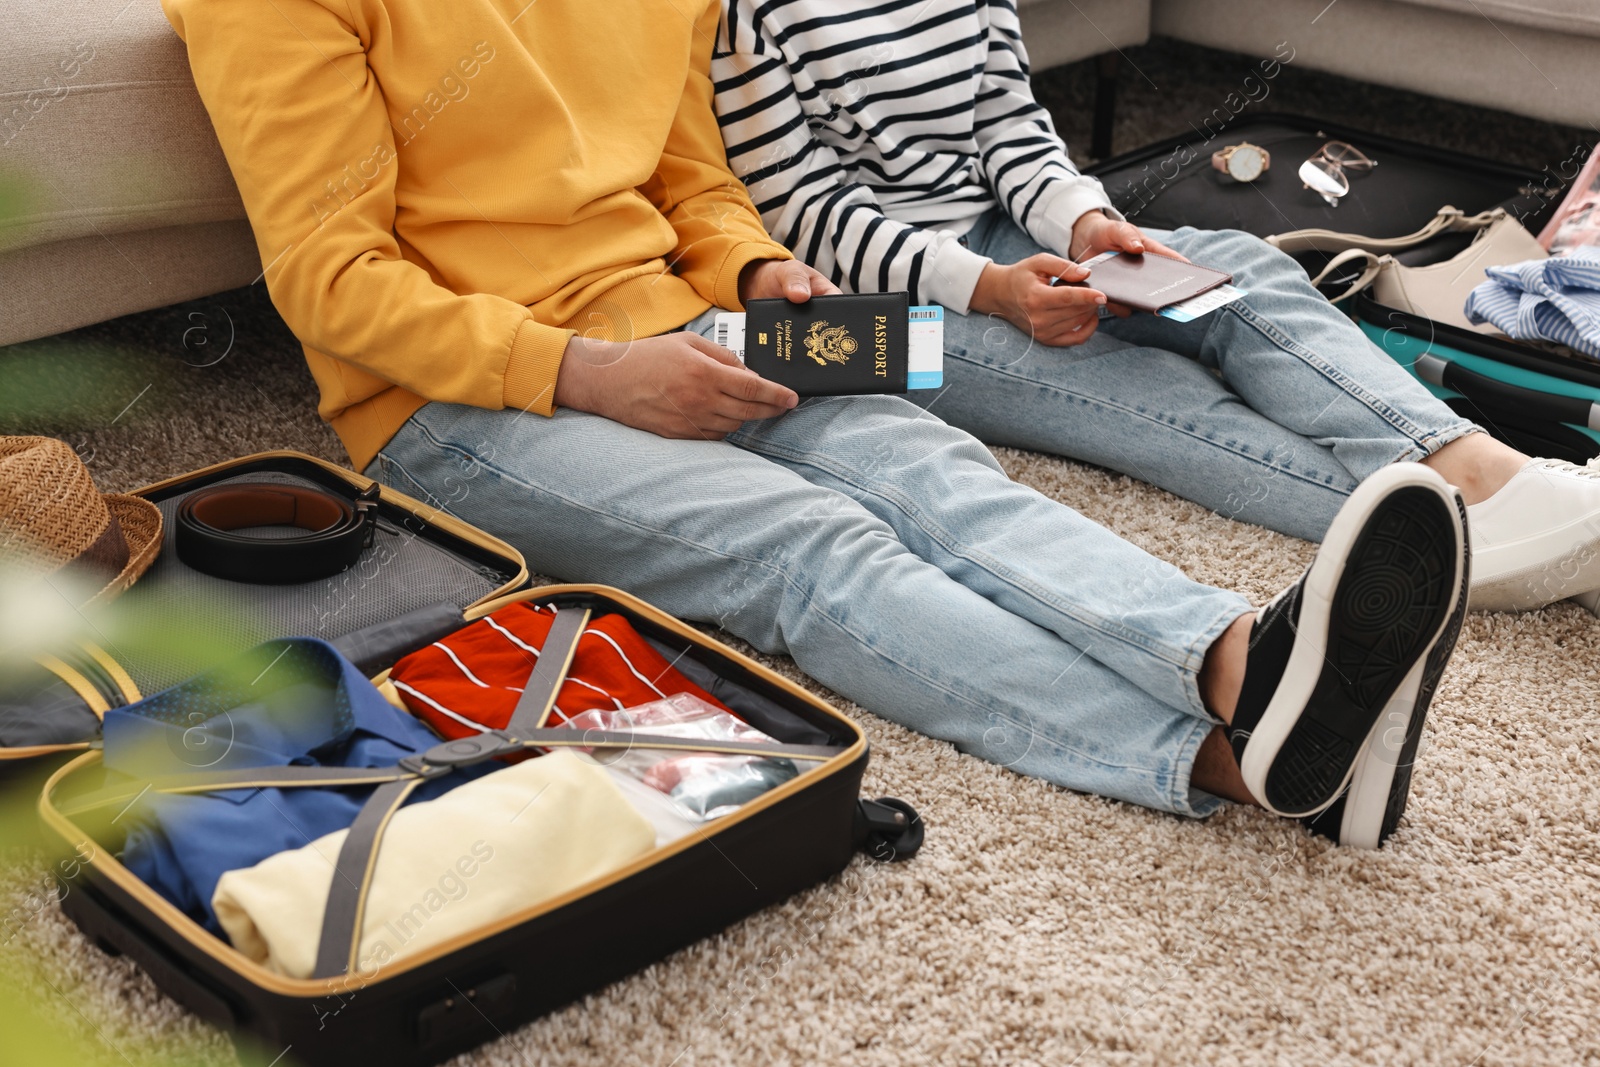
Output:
[389,602,735,740]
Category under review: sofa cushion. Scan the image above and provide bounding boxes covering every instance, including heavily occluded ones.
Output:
[1385,0,1600,38]
[0,0,245,254]
[1017,0,1152,69]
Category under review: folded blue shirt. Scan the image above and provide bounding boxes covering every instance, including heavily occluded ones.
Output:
[105,639,484,935]
[1464,249,1600,360]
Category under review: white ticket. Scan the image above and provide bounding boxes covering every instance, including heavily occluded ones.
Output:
[1156,283,1249,322]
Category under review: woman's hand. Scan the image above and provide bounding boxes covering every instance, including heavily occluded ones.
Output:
[968,253,1107,347]
[1068,210,1189,263]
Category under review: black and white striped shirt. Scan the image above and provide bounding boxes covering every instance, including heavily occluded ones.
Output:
[713,0,1119,314]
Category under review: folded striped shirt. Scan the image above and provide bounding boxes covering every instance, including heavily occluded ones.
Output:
[1464,249,1600,360]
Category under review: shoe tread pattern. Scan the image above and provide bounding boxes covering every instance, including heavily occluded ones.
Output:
[1265,487,1459,815]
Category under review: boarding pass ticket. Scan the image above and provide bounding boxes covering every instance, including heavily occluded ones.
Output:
[1091,281,1246,322]
[1155,283,1248,322]
[714,307,944,390]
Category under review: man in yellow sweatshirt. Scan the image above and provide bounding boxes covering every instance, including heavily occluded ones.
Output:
[163,0,1470,846]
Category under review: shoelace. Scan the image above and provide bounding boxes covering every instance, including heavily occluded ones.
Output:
[1530,457,1600,480]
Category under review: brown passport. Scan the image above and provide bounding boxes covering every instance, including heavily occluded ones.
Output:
[1062,251,1233,313]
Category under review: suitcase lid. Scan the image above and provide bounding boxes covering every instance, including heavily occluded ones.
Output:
[3,451,528,762]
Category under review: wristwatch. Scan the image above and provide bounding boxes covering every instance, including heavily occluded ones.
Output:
[1211,142,1271,183]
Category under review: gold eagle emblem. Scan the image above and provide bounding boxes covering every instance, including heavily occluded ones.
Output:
[803,320,858,366]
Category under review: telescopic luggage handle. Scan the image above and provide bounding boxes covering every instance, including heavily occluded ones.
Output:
[1414,353,1600,432]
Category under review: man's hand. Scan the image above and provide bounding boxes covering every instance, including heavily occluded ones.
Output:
[1067,210,1189,264]
[553,331,799,439]
[968,253,1107,347]
[738,258,839,304]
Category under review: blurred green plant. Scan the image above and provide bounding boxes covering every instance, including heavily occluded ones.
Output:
[0,343,164,431]
[0,158,303,1067]
[0,756,285,1067]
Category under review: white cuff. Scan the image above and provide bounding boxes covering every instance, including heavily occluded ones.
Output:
[919,234,993,316]
[1030,178,1123,258]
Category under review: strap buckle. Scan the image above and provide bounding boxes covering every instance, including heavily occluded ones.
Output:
[398,730,523,779]
[353,482,382,550]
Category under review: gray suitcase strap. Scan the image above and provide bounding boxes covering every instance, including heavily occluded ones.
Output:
[62,606,845,977]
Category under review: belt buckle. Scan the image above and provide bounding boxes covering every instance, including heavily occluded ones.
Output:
[354,482,382,549]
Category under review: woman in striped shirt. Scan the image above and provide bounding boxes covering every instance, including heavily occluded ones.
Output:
[713,0,1600,615]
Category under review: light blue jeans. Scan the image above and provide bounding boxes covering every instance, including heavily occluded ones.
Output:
[921,212,1479,542]
[368,319,1252,817]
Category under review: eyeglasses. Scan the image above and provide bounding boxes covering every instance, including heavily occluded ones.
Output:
[1299,141,1378,207]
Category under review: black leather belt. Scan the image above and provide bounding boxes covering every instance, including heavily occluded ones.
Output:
[175,482,381,584]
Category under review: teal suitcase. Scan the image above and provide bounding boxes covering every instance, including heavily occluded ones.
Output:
[1352,291,1600,464]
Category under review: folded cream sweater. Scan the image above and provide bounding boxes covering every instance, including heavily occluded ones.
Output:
[213,749,655,978]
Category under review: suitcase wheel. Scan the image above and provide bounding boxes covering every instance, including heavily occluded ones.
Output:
[854,796,924,861]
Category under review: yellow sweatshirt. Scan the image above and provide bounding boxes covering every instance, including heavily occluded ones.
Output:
[161,0,791,469]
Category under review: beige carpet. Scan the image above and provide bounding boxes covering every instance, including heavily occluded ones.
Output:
[4,34,1599,1065]
[4,436,1600,1067]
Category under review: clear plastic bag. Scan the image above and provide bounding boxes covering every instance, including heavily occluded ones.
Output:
[563,693,797,821]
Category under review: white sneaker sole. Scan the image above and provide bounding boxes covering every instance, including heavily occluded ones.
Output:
[1338,662,1426,849]
[1469,518,1600,611]
[1239,465,1466,818]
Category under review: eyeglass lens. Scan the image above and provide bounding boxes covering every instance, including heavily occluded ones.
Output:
[1321,141,1375,172]
[1299,157,1350,202]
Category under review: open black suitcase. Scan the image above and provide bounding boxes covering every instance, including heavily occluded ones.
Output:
[2,450,528,766]
[17,452,921,1067]
[1084,113,1598,461]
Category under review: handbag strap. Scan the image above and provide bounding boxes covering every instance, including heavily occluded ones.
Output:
[1267,206,1503,255]
[1307,248,1387,304]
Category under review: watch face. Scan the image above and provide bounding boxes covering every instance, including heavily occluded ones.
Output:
[1227,146,1264,182]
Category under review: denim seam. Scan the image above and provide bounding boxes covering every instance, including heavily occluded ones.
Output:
[370,450,439,509]
[732,431,1205,686]
[976,706,1211,792]
[1221,301,1447,447]
[1169,716,1226,818]
[939,348,1358,496]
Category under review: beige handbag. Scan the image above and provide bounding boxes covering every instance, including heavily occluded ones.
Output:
[1266,206,1548,331]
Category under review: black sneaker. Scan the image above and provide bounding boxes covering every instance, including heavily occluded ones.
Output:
[1225,465,1467,818]
[1303,490,1470,847]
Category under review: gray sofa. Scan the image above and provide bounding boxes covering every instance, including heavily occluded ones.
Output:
[1153,0,1600,133]
[1,0,1594,348]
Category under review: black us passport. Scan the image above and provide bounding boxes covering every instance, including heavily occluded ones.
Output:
[744,292,910,395]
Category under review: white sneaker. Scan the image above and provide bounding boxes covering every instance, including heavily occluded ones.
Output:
[1465,457,1600,612]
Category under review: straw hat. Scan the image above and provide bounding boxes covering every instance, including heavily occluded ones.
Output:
[0,436,163,607]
